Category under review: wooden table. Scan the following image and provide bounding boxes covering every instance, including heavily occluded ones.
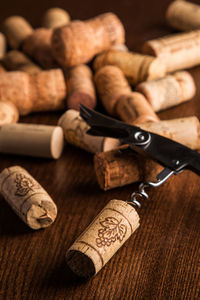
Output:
[0,0,200,299]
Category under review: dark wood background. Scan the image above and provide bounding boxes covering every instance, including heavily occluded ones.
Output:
[0,0,200,299]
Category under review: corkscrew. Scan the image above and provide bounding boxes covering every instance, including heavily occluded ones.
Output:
[80,104,200,207]
[65,105,200,279]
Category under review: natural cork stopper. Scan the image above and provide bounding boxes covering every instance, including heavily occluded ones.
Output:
[58,109,120,153]
[66,199,140,277]
[0,123,64,159]
[2,16,33,49]
[136,71,196,112]
[115,92,160,125]
[51,13,125,67]
[66,64,96,110]
[0,166,57,229]
[94,145,163,190]
[93,50,166,85]
[0,101,19,125]
[140,116,200,150]
[166,0,200,31]
[2,50,41,73]
[0,69,67,115]
[42,7,71,29]
[142,30,200,73]
[95,65,131,116]
[0,32,6,59]
[22,28,58,69]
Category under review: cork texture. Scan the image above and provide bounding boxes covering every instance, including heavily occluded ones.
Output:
[136,71,196,112]
[142,30,200,72]
[94,145,163,190]
[0,70,67,115]
[0,166,57,229]
[66,199,140,277]
[0,123,64,158]
[58,109,119,153]
[140,116,200,150]
[0,101,19,125]
[42,8,70,29]
[166,0,200,31]
[93,50,166,85]
[51,13,125,67]
[3,50,41,73]
[115,92,160,125]
[66,64,96,110]
[95,65,131,116]
[22,28,58,69]
[2,16,33,49]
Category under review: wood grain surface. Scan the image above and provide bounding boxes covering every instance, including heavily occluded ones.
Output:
[0,0,200,299]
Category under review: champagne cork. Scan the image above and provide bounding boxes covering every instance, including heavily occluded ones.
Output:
[66,64,96,110]
[94,145,163,190]
[136,71,196,112]
[94,65,131,116]
[0,69,67,115]
[2,16,33,49]
[166,0,200,31]
[0,32,6,59]
[42,7,71,29]
[0,166,57,229]
[51,13,125,67]
[142,30,200,72]
[22,28,58,69]
[0,123,64,159]
[66,199,140,277]
[115,92,160,125]
[140,116,200,150]
[2,50,41,73]
[93,50,166,85]
[58,109,120,153]
[0,101,19,125]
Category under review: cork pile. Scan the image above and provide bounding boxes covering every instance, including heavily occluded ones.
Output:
[0,0,200,277]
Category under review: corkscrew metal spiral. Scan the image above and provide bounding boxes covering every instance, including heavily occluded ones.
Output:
[127,167,175,208]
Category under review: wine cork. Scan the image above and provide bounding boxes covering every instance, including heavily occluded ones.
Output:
[115,92,160,125]
[0,166,57,229]
[95,65,131,116]
[42,7,71,29]
[0,69,67,115]
[2,50,41,73]
[0,123,64,159]
[140,116,200,150]
[166,0,200,31]
[142,30,200,72]
[94,145,163,190]
[93,50,166,85]
[22,28,58,69]
[0,32,6,59]
[136,71,196,112]
[0,101,19,125]
[66,64,96,110]
[2,16,33,49]
[51,13,125,67]
[66,199,140,277]
[58,109,120,153]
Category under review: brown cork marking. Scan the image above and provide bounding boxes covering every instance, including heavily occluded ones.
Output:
[96,216,127,247]
[19,192,47,212]
[103,207,134,233]
[76,240,104,268]
[14,173,40,197]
